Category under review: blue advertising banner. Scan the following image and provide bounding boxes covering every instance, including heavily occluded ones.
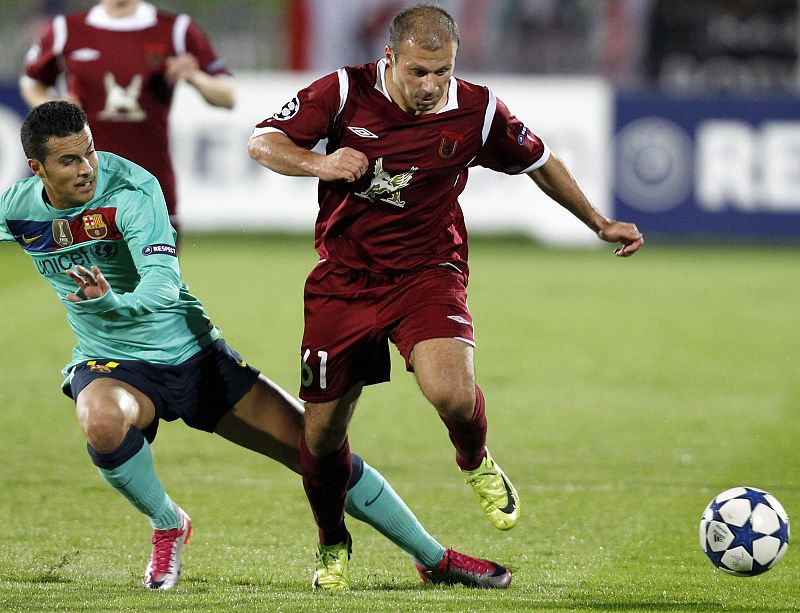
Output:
[614,93,800,240]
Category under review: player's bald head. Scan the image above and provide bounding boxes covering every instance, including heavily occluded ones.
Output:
[389,4,459,55]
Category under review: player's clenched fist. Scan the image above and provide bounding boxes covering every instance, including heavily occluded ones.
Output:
[317,147,369,183]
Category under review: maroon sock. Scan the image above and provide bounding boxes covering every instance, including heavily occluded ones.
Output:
[298,433,352,545]
[440,385,488,471]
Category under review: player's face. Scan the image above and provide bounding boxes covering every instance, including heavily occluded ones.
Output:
[385,40,457,115]
[28,126,99,210]
[100,0,141,16]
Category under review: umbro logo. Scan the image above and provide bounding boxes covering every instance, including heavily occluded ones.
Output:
[447,315,470,325]
[348,126,379,139]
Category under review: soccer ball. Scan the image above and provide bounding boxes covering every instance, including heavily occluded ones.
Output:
[699,486,790,576]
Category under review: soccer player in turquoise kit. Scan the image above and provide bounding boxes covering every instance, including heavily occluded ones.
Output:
[249,3,644,590]
[0,101,512,591]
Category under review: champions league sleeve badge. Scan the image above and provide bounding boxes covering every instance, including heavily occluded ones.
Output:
[273,97,300,121]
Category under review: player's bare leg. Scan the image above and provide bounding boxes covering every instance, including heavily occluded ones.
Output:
[411,338,520,530]
[214,375,304,472]
[76,379,190,590]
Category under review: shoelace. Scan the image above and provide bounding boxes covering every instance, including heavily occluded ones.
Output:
[444,550,494,575]
[150,527,181,577]
[465,467,506,501]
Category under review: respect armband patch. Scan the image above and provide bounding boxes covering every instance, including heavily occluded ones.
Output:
[142,244,177,257]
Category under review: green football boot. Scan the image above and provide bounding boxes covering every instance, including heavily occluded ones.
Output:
[462,448,520,530]
[312,534,352,591]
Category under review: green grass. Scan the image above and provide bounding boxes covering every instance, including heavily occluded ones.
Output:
[1,234,798,612]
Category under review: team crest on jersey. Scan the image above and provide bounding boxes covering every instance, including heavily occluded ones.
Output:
[99,73,146,122]
[273,97,300,121]
[144,43,168,68]
[356,158,418,209]
[439,130,464,158]
[52,219,73,247]
[83,213,108,240]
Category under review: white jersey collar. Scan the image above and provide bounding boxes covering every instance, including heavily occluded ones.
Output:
[86,1,158,31]
[375,58,458,114]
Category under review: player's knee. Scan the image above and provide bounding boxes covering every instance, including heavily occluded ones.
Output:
[428,386,476,422]
[305,421,348,456]
[77,402,129,452]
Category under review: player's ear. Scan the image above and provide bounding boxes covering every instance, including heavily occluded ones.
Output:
[28,158,45,178]
[384,45,393,66]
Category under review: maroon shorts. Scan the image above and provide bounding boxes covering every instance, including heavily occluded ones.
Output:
[299,260,475,402]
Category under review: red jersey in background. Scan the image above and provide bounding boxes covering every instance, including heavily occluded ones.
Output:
[22,2,230,215]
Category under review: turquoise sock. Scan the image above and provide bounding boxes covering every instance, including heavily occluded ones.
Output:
[345,456,446,568]
[88,428,179,530]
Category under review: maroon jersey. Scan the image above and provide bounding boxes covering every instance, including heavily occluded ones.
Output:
[253,59,549,273]
[22,2,230,214]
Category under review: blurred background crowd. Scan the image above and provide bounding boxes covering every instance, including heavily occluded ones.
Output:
[2,0,798,93]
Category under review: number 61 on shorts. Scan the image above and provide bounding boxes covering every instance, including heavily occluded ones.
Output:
[302,348,329,390]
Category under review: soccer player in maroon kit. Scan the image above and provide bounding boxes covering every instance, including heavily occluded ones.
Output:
[20,0,234,234]
[249,4,644,590]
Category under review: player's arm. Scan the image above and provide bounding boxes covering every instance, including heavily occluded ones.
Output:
[528,154,644,257]
[19,16,80,109]
[19,77,81,108]
[165,53,234,109]
[19,78,55,108]
[248,131,368,183]
[65,262,180,315]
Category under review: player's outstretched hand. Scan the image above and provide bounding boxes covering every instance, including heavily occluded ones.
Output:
[317,147,369,183]
[598,221,644,257]
[66,265,110,302]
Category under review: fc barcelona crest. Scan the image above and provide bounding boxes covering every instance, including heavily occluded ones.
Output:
[52,219,73,247]
[438,130,464,158]
[83,213,108,240]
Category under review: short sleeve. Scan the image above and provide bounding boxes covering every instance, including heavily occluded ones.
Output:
[183,18,231,77]
[471,94,549,175]
[22,16,65,86]
[251,70,342,150]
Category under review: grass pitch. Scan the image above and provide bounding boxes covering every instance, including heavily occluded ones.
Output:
[0,234,798,612]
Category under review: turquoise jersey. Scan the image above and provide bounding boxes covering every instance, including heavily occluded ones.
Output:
[0,152,219,371]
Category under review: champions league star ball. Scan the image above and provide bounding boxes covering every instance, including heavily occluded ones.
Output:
[699,486,790,576]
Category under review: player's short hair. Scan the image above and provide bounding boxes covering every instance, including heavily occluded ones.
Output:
[21,101,88,162]
[389,4,459,54]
